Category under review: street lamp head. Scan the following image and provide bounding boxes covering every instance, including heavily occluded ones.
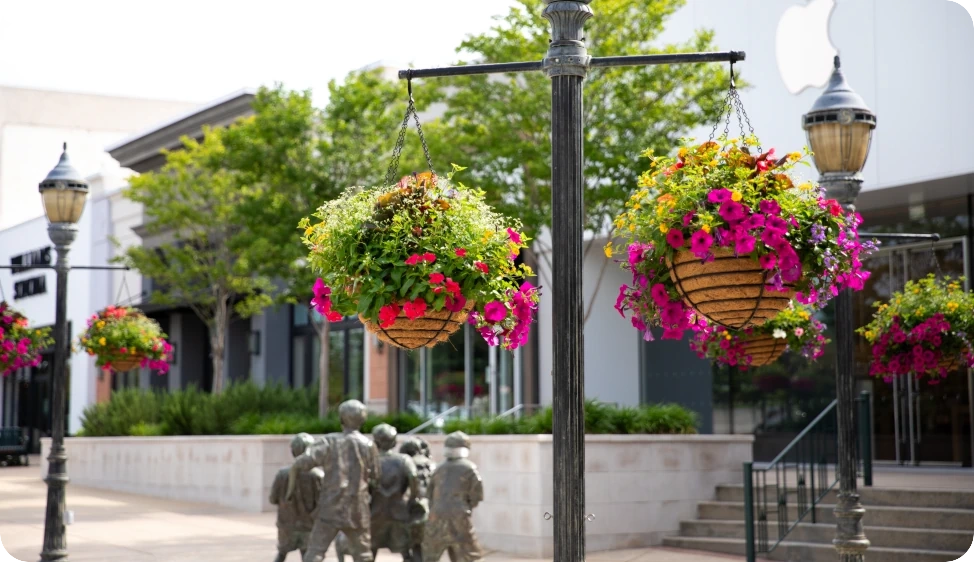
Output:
[38,143,89,225]
[802,56,877,179]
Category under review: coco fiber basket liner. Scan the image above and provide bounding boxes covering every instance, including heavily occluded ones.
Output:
[106,355,143,372]
[668,249,796,330]
[739,335,788,367]
[360,302,475,350]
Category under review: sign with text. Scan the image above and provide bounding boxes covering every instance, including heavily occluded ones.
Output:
[10,246,52,300]
[10,246,52,275]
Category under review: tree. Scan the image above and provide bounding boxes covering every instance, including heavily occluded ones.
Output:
[119,130,274,394]
[227,76,431,415]
[422,0,732,318]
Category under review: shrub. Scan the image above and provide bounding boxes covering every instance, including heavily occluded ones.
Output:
[78,388,163,436]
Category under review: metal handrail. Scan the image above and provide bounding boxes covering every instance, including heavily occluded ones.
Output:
[744,397,847,562]
[405,406,462,435]
[497,403,542,418]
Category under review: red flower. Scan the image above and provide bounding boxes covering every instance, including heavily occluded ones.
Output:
[455,248,467,258]
[429,272,445,285]
[422,252,436,263]
[474,261,489,274]
[378,304,401,328]
[445,278,462,298]
[405,254,422,266]
[403,298,427,321]
[507,228,523,245]
[827,199,842,217]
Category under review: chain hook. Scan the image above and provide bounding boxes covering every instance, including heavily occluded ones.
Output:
[729,60,736,90]
[406,70,414,102]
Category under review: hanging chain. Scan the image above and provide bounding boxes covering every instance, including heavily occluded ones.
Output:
[115,274,134,306]
[384,74,436,185]
[707,62,760,153]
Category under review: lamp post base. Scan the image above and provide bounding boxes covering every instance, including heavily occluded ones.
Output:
[833,491,869,562]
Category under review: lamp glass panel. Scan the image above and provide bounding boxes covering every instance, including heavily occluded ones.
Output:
[41,189,87,224]
[807,122,873,175]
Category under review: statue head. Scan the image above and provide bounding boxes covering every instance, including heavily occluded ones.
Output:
[418,438,431,457]
[444,431,471,460]
[338,399,368,431]
[372,423,398,451]
[399,437,422,456]
[290,432,315,458]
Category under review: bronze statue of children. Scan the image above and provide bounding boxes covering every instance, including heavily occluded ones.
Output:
[270,433,323,562]
[288,400,380,562]
[422,431,484,562]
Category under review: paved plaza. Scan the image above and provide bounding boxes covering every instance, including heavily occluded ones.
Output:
[0,461,743,562]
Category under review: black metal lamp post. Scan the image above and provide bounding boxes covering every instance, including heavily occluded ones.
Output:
[397,2,744,559]
[38,143,89,562]
[802,56,876,562]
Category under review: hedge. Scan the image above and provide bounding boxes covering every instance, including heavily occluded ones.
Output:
[78,383,697,437]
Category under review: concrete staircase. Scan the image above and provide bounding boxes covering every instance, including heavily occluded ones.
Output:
[663,484,974,561]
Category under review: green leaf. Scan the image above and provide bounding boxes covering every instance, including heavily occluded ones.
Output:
[391,268,403,284]
[356,293,373,315]
[400,277,415,297]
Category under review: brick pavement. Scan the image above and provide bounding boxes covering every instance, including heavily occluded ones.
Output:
[0,463,743,562]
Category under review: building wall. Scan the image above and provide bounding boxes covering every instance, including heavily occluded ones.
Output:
[655,0,974,192]
[536,234,641,408]
[0,86,197,229]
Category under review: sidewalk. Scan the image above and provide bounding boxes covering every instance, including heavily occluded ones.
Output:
[0,464,743,562]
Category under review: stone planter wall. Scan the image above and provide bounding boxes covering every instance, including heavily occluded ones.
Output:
[42,433,752,558]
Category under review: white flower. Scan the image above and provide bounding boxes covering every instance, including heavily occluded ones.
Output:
[773,329,787,339]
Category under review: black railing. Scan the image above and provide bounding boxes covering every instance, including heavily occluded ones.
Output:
[743,392,873,561]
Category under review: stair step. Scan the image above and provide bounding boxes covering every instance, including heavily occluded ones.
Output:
[697,501,974,530]
[717,483,974,509]
[679,519,974,551]
[661,536,967,562]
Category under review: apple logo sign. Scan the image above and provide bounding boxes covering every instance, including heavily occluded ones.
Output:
[775,0,838,95]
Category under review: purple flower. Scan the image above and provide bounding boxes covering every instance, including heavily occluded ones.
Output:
[765,216,789,234]
[614,286,628,317]
[651,283,670,307]
[628,243,650,265]
[735,233,756,255]
[719,201,746,223]
[810,224,827,244]
[759,200,781,216]
[483,301,508,323]
[708,189,733,203]
[758,253,777,270]
[743,214,766,230]
[689,230,714,257]
[682,212,696,227]
[666,229,686,249]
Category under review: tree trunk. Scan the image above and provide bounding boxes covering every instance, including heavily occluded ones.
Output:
[210,298,229,394]
[314,318,331,418]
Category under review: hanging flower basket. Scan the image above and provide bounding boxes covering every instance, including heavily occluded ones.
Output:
[689,302,829,369]
[0,302,53,376]
[612,136,875,340]
[859,275,974,384]
[77,305,173,374]
[301,168,540,351]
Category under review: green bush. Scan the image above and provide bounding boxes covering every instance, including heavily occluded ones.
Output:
[78,388,163,436]
[442,402,697,436]
[80,383,698,437]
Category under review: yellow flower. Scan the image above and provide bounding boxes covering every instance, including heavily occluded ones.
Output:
[724,333,732,340]
[629,224,636,232]
[659,224,669,233]
[603,242,613,258]
[788,152,802,161]
[304,226,314,236]
[865,330,875,340]
[632,203,641,211]
[678,147,689,159]
[799,311,810,320]
[615,217,626,229]
[96,321,105,329]
[731,191,743,202]
[709,159,718,166]
[98,337,106,346]
[702,225,712,234]
[798,182,814,191]
[948,302,959,312]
